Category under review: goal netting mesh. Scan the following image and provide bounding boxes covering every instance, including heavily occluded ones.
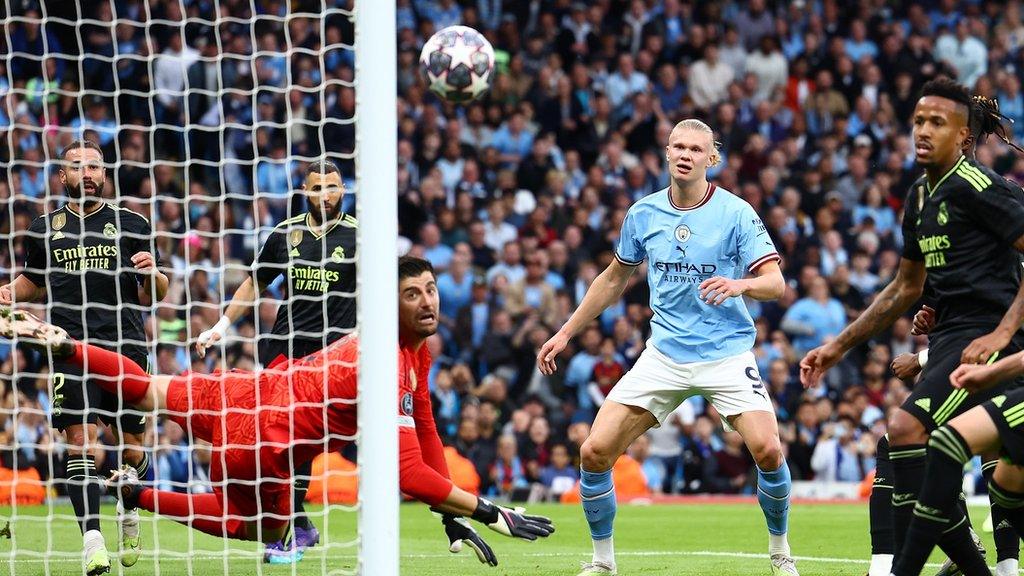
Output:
[0,1,379,574]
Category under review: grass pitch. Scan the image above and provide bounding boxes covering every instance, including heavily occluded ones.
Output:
[0,501,978,575]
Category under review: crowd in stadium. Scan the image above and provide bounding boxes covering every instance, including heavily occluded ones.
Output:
[2,0,1024,501]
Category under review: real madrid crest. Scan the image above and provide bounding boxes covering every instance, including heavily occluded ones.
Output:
[103,222,118,239]
[331,246,345,263]
[52,213,66,231]
[937,201,949,226]
[290,229,303,247]
[674,224,691,243]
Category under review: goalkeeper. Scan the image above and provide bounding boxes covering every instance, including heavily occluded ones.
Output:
[0,257,554,565]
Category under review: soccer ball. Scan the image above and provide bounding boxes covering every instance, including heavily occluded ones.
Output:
[419,25,495,103]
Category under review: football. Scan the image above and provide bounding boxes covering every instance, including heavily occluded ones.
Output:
[419,25,495,103]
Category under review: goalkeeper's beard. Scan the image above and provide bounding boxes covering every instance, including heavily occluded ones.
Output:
[66,180,103,209]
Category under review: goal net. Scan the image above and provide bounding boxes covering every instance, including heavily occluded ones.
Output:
[0,1,397,574]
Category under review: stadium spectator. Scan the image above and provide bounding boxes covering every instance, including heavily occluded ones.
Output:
[745,36,788,102]
[688,44,734,111]
[810,417,873,482]
[781,277,847,356]
[153,421,194,493]
[627,434,664,494]
[934,19,988,88]
[604,53,649,111]
[707,431,754,495]
[539,443,578,499]
[489,434,529,498]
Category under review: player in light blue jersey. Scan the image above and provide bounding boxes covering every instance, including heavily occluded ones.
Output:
[538,119,796,576]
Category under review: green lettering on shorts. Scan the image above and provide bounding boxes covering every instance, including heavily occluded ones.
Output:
[52,372,65,416]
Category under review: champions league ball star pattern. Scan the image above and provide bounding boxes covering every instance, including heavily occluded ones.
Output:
[419,25,495,103]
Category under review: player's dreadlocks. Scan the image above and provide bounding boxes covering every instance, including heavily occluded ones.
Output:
[971,95,1024,154]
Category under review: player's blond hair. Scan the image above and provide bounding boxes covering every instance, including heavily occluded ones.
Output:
[670,119,722,167]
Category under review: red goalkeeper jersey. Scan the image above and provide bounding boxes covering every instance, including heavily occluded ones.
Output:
[256,333,426,465]
[166,333,454,505]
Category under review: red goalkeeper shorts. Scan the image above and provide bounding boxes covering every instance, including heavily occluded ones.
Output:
[166,370,293,528]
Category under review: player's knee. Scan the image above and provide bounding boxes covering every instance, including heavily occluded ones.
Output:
[65,429,90,450]
[750,436,783,471]
[887,410,927,445]
[121,447,143,467]
[580,438,616,472]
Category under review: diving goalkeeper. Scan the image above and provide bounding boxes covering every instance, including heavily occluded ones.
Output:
[0,257,553,565]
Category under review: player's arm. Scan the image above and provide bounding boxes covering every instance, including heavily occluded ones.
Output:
[134,253,169,304]
[3,221,49,305]
[892,349,927,380]
[951,348,1024,393]
[537,258,636,374]
[130,217,169,304]
[197,228,283,357]
[962,268,1024,365]
[699,260,785,305]
[800,257,926,387]
[958,182,1024,363]
[195,275,267,357]
[398,429,553,535]
[413,355,450,478]
[0,274,45,305]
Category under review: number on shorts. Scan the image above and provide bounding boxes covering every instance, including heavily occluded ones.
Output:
[52,372,65,415]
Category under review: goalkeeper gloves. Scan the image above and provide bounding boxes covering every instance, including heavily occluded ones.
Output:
[441,514,497,566]
[470,498,555,541]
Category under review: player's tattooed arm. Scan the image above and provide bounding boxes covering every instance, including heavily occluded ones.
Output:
[833,258,926,352]
[801,258,925,388]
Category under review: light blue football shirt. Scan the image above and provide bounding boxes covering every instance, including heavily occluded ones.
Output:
[616,185,780,364]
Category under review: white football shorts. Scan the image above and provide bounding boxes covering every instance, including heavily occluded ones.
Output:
[606,344,773,426]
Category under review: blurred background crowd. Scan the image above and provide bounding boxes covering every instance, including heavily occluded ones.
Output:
[2,0,1021,500]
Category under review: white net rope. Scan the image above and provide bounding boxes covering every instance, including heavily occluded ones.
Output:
[1,1,361,574]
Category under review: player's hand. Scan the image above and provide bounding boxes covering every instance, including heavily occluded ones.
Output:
[911,305,936,336]
[891,352,923,380]
[131,251,157,274]
[0,284,11,305]
[799,343,843,389]
[195,316,231,358]
[961,330,1010,365]
[950,362,999,392]
[537,332,570,375]
[195,329,221,358]
[471,498,555,541]
[441,514,497,566]
[699,277,745,306]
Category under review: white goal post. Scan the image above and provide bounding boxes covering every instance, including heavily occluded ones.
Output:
[354,1,399,576]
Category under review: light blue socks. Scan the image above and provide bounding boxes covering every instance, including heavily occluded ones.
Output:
[757,460,792,556]
[581,468,617,540]
[757,461,791,535]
